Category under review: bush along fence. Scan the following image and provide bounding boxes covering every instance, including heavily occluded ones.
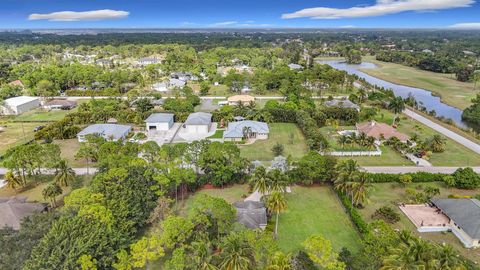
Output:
[336,190,369,235]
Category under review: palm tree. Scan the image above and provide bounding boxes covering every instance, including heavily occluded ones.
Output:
[267,252,292,270]
[435,245,466,270]
[388,96,405,125]
[242,126,252,140]
[4,171,21,191]
[250,166,269,195]
[357,132,368,147]
[42,183,62,207]
[188,241,219,270]
[348,172,372,207]
[334,159,359,192]
[366,136,376,150]
[218,233,255,270]
[428,134,446,153]
[267,192,287,238]
[337,135,348,150]
[267,169,289,193]
[54,159,76,186]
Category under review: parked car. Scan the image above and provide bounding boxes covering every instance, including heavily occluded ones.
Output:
[34,125,45,132]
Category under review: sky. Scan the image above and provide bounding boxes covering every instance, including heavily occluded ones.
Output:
[1,0,480,29]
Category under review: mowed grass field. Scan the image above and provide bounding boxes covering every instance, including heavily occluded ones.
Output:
[275,186,362,253]
[239,123,308,162]
[360,56,476,110]
[0,122,39,155]
[359,182,480,261]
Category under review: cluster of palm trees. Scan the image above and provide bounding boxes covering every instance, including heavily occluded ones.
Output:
[42,159,76,207]
[336,132,377,150]
[333,160,372,207]
[381,231,467,270]
[249,167,289,238]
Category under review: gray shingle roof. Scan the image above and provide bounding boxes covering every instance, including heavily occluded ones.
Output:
[0,200,46,230]
[184,112,212,126]
[78,124,131,140]
[324,99,360,110]
[145,113,174,123]
[234,201,267,229]
[432,198,480,239]
[224,120,269,138]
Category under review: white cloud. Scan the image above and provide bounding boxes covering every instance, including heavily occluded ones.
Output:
[338,25,357,28]
[282,0,474,19]
[209,21,238,27]
[28,9,129,21]
[449,22,480,29]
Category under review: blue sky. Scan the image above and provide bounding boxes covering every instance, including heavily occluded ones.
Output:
[1,0,480,29]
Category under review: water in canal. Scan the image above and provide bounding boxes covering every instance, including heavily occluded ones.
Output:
[319,60,474,130]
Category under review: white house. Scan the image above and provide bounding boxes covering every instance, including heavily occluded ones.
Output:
[136,57,161,66]
[224,120,269,142]
[77,124,131,142]
[152,82,169,92]
[184,112,212,133]
[1,96,40,115]
[145,113,174,131]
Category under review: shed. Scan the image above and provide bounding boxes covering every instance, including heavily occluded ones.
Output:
[233,201,267,230]
[1,96,40,115]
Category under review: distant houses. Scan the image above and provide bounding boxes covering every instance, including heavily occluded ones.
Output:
[145,113,174,131]
[1,96,40,115]
[324,99,360,111]
[136,57,162,66]
[288,63,303,70]
[77,124,132,142]
[224,120,269,142]
[43,99,77,110]
[227,95,255,106]
[183,112,212,133]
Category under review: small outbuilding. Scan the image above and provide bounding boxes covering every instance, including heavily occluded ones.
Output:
[44,99,77,110]
[77,124,131,142]
[184,112,212,133]
[234,201,267,230]
[324,99,360,111]
[145,113,174,131]
[1,96,40,115]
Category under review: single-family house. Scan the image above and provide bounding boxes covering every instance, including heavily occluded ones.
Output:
[0,197,47,230]
[233,201,267,230]
[288,63,303,70]
[136,57,161,66]
[324,99,360,111]
[227,95,255,106]
[171,72,198,81]
[184,112,212,133]
[224,120,269,141]
[1,96,40,115]
[145,113,174,131]
[356,121,409,142]
[95,59,110,67]
[77,124,131,142]
[152,82,169,92]
[432,199,480,248]
[8,80,24,88]
[44,99,77,110]
[169,78,186,89]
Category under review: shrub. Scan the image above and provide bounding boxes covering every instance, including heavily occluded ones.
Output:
[337,191,368,234]
[371,206,400,224]
[452,167,480,189]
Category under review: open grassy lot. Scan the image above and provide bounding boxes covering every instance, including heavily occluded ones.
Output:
[339,145,412,166]
[360,56,475,110]
[0,122,39,155]
[359,182,480,261]
[54,139,86,167]
[276,186,362,253]
[180,184,249,213]
[12,109,73,122]
[239,123,308,161]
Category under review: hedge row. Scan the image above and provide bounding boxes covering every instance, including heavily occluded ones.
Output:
[366,172,445,183]
[337,191,369,235]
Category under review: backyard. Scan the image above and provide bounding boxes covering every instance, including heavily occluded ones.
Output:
[359,182,480,261]
[54,139,86,168]
[360,56,475,110]
[239,123,308,162]
[275,186,362,253]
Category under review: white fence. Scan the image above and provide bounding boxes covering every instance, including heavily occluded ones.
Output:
[321,146,382,157]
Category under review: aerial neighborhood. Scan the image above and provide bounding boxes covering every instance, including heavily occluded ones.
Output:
[1,27,480,270]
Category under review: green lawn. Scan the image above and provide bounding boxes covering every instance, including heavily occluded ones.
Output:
[208,129,224,139]
[360,56,475,110]
[339,145,412,166]
[0,122,39,155]
[359,182,480,261]
[239,123,308,161]
[180,184,249,213]
[275,186,362,253]
[12,109,73,122]
[54,139,87,167]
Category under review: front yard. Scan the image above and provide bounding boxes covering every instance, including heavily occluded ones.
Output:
[239,123,308,162]
[275,186,362,253]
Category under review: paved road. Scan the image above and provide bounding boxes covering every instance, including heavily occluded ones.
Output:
[0,168,97,175]
[404,108,480,155]
[362,166,480,174]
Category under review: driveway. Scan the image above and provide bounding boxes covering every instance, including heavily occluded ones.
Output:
[145,123,182,145]
[404,109,480,155]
